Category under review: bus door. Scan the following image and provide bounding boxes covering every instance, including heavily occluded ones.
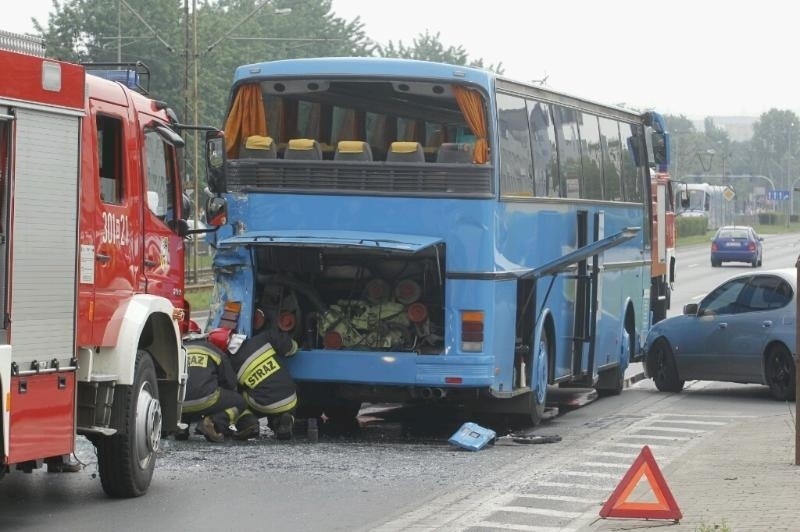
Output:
[572,211,603,379]
[572,211,590,376]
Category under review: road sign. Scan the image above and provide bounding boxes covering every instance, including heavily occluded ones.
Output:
[767,190,790,201]
[723,187,735,201]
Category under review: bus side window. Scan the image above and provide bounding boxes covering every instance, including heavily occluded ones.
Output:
[527,100,559,198]
[554,106,582,199]
[497,93,533,197]
[599,117,623,201]
[621,123,644,203]
[578,113,603,200]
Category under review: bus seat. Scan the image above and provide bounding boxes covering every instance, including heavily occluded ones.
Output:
[285,138,322,160]
[386,141,424,162]
[240,135,276,159]
[334,140,373,161]
[436,142,473,163]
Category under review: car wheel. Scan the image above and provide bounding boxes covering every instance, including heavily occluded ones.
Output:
[765,344,796,401]
[751,256,758,267]
[649,338,684,393]
[711,259,719,267]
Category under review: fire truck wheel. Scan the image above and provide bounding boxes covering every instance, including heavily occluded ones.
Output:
[97,350,162,498]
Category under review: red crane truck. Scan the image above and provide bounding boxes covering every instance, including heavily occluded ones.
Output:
[0,30,189,497]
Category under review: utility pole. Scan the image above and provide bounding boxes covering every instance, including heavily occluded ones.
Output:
[192,0,199,284]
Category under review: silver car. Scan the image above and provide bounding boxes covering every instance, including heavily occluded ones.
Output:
[644,268,797,401]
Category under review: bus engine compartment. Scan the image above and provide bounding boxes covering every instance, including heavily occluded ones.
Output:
[251,243,446,354]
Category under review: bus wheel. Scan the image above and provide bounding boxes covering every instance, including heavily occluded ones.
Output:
[596,329,630,397]
[523,333,549,426]
[97,350,161,498]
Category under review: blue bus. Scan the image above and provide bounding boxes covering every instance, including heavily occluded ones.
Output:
[201,57,672,426]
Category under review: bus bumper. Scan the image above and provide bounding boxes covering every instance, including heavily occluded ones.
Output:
[285,350,496,387]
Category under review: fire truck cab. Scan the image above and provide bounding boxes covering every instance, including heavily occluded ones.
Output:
[0,31,187,497]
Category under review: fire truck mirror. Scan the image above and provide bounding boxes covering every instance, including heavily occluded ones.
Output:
[167,218,190,237]
[205,196,228,227]
[206,135,226,193]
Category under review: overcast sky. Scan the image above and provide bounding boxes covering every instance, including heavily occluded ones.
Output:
[5,1,798,119]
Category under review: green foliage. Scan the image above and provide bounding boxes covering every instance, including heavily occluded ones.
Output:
[33,0,374,191]
[377,30,503,73]
[757,211,784,225]
[676,216,708,237]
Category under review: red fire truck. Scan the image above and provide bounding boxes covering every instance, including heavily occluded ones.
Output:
[0,31,188,497]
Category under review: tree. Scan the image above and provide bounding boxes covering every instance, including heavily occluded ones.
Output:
[377,30,503,73]
[33,0,374,185]
[751,108,800,183]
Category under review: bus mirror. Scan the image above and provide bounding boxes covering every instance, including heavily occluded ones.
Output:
[206,133,226,193]
[206,196,228,227]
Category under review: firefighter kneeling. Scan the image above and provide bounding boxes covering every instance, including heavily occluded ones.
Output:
[180,338,259,442]
[228,329,299,440]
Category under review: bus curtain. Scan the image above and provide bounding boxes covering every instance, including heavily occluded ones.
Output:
[453,85,488,164]
[224,83,268,159]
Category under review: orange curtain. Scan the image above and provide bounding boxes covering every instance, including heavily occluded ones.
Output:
[224,84,267,158]
[453,85,488,164]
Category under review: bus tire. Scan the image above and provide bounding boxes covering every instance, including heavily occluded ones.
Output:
[97,350,161,498]
[522,332,549,426]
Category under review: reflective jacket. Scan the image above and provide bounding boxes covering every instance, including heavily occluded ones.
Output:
[230,330,298,416]
[184,340,239,412]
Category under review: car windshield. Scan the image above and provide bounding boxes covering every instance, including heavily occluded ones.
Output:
[717,228,750,239]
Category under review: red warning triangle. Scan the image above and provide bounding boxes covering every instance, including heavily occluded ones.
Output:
[599,445,682,521]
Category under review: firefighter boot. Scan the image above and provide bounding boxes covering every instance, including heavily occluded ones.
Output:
[197,416,225,443]
[233,424,260,441]
[275,413,295,441]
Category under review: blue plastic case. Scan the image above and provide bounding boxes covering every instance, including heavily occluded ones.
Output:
[448,422,496,451]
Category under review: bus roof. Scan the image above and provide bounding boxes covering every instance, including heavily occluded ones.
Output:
[232,57,495,88]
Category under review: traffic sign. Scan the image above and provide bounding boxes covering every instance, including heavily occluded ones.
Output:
[723,187,735,201]
[767,190,790,201]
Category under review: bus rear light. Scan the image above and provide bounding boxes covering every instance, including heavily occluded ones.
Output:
[323,330,343,349]
[407,302,428,323]
[461,311,484,352]
[444,376,462,384]
[278,311,296,332]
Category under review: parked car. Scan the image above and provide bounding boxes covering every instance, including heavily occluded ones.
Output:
[710,225,763,267]
[644,268,796,400]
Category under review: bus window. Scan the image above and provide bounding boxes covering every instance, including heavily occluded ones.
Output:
[621,123,645,203]
[497,93,533,197]
[599,117,623,201]
[579,113,603,200]
[554,106,582,199]
[527,100,559,198]
[297,100,321,140]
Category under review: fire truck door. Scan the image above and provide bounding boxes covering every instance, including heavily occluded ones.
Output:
[141,127,184,309]
[87,103,142,346]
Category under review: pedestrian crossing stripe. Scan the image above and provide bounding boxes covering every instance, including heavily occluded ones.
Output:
[599,445,682,522]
